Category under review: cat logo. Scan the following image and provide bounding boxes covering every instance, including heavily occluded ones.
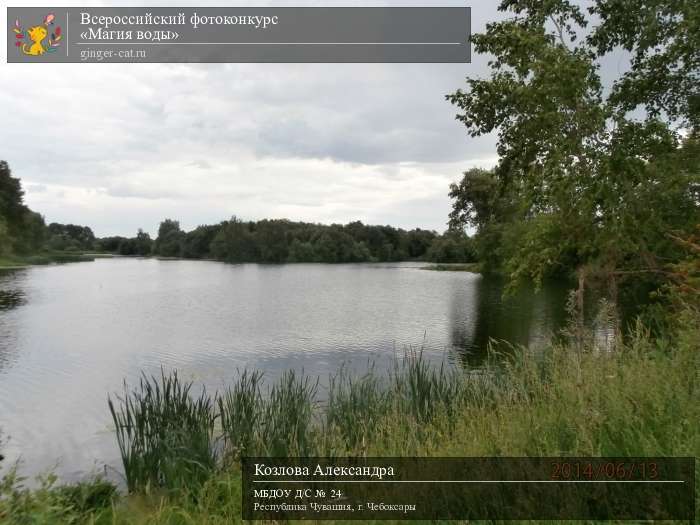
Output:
[12,13,62,56]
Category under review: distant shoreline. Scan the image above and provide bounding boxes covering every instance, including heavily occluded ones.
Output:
[422,262,481,273]
[0,254,482,273]
[0,252,112,269]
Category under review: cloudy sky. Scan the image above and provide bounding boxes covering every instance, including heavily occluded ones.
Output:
[1,1,602,237]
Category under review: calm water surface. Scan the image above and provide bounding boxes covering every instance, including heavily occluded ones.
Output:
[0,258,568,482]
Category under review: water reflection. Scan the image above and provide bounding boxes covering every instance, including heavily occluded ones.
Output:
[0,270,26,311]
[449,277,569,367]
[0,290,24,310]
[0,269,29,373]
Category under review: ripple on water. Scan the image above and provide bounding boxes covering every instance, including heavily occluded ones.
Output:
[0,259,570,483]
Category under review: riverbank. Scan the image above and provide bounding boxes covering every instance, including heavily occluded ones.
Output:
[0,252,481,271]
[0,252,112,269]
[422,262,482,273]
[1,306,697,524]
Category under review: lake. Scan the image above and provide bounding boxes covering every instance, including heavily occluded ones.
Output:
[0,258,569,482]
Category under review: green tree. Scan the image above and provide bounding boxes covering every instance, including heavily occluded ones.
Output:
[47,223,96,251]
[447,0,699,301]
[210,217,258,263]
[405,229,437,259]
[182,225,219,259]
[255,220,291,263]
[0,161,26,228]
[0,217,11,257]
[0,161,46,255]
[117,231,152,256]
[589,0,700,128]
[154,219,184,257]
[130,229,153,256]
[426,234,477,264]
[287,239,317,262]
[97,236,127,253]
[17,211,47,254]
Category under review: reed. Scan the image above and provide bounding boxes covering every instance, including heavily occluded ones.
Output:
[325,364,389,453]
[391,349,465,422]
[111,352,475,486]
[257,369,319,457]
[107,369,217,493]
[217,369,263,459]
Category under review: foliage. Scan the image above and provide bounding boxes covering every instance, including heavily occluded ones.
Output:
[0,161,103,258]
[446,0,699,298]
[95,235,127,253]
[0,218,11,257]
[182,225,219,259]
[0,161,476,265]
[46,223,95,252]
[116,229,153,256]
[146,215,474,264]
[0,468,115,524]
[16,211,47,254]
[0,161,26,228]
[153,219,185,257]
[95,230,154,256]
[424,233,477,263]
[0,161,47,255]
[589,0,700,128]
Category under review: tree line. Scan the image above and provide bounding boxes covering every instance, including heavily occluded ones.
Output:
[101,217,476,264]
[0,160,475,264]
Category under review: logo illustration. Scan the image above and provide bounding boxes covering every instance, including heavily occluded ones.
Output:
[13,13,61,56]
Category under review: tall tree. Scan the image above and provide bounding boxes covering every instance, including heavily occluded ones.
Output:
[0,161,47,254]
[0,161,25,226]
[154,219,184,257]
[589,0,699,128]
[447,0,699,300]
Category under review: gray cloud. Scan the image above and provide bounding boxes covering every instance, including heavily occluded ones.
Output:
[0,1,621,236]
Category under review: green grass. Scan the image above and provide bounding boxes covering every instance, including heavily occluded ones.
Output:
[1,312,698,524]
[0,252,96,268]
[108,370,218,494]
[217,369,263,459]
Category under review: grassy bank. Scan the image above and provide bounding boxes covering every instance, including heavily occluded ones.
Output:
[0,252,100,269]
[1,312,698,523]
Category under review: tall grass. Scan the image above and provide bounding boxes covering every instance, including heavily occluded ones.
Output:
[325,364,389,454]
[4,313,698,523]
[391,349,465,422]
[258,370,319,457]
[109,349,626,491]
[94,309,700,525]
[216,369,262,459]
[108,369,217,493]
[108,352,479,491]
